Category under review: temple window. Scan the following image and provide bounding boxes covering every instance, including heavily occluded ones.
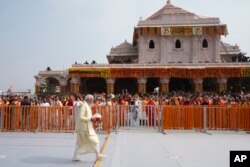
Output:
[149,40,155,49]
[202,39,208,48]
[175,39,181,49]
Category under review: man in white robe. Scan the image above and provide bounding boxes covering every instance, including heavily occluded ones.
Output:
[72,94,105,161]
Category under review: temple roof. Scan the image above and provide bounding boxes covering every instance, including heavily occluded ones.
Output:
[220,42,244,55]
[137,0,224,27]
[107,40,138,57]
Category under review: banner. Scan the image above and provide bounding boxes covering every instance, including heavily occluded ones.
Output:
[206,68,241,78]
[186,68,206,78]
[161,27,202,36]
[241,68,250,77]
[69,68,110,77]
[136,26,227,38]
[69,67,246,78]
[110,68,171,78]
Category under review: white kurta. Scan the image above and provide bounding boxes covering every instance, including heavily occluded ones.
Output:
[75,101,99,155]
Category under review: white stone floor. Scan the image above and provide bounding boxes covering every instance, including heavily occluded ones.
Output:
[100,130,250,167]
[0,132,106,167]
[0,130,250,167]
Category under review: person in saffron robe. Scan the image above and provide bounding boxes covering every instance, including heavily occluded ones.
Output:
[72,94,105,161]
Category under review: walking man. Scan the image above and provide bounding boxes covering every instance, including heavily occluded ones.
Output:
[72,94,105,161]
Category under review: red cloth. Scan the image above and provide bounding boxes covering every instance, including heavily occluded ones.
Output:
[66,100,74,106]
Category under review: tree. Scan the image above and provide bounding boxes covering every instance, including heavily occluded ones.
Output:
[38,78,57,98]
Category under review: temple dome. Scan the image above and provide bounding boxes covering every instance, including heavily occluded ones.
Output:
[108,40,138,57]
[138,0,223,27]
[107,40,138,64]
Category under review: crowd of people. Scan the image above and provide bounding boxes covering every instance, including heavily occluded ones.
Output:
[0,91,249,131]
[1,91,250,108]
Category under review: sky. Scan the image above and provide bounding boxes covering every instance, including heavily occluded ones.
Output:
[0,0,249,93]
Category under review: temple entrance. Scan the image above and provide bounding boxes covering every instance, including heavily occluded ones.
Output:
[84,78,107,94]
[169,78,193,92]
[115,78,137,94]
[228,77,241,92]
[146,78,159,93]
[227,78,250,93]
[239,77,250,92]
[40,77,60,94]
[203,78,217,92]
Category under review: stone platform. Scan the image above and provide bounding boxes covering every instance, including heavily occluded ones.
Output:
[0,130,250,167]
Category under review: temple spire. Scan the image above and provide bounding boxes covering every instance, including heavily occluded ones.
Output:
[167,0,171,5]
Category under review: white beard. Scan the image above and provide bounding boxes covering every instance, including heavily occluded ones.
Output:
[87,102,93,108]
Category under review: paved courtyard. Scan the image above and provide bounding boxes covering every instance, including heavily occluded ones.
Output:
[0,130,250,167]
[100,130,250,167]
[0,132,106,167]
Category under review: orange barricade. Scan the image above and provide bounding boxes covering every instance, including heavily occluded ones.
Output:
[183,106,194,130]
[229,106,238,130]
[193,106,203,129]
[161,106,170,129]
[242,106,250,131]
[161,105,250,131]
[207,107,215,130]
[1,105,249,133]
[99,106,108,132]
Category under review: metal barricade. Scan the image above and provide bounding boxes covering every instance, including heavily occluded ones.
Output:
[114,105,161,131]
[160,105,250,132]
[0,105,249,133]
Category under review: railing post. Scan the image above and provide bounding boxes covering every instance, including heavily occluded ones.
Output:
[237,106,240,131]
[160,106,166,134]
[159,106,163,132]
[212,107,215,130]
[36,106,40,133]
[0,107,3,131]
[203,106,207,133]
[153,106,156,130]
[227,106,230,131]
[158,106,161,132]
[115,105,119,133]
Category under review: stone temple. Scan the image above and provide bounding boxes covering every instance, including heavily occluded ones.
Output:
[35,0,250,95]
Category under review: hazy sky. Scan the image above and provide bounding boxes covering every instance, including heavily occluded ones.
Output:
[0,0,249,93]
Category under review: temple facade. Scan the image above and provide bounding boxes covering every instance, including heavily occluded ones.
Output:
[35,0,250,95]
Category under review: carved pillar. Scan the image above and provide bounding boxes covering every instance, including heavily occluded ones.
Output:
[193,78,203,92]
[35,85,41,95]
[160,37,167,64]
[34,75,42,95]
[138,37,146,64]
[214,35,221,63]
[137,78,147,94]
[106,78,115,95]
[70,77,80,94]
[160,77,170,93]
[216,78,227,92]
[191,36,199,63]
[59,77,67,93]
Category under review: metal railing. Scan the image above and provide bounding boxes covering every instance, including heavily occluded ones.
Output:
[0,105,249,133]
[0,106,77,133]
[160,105,250,132]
